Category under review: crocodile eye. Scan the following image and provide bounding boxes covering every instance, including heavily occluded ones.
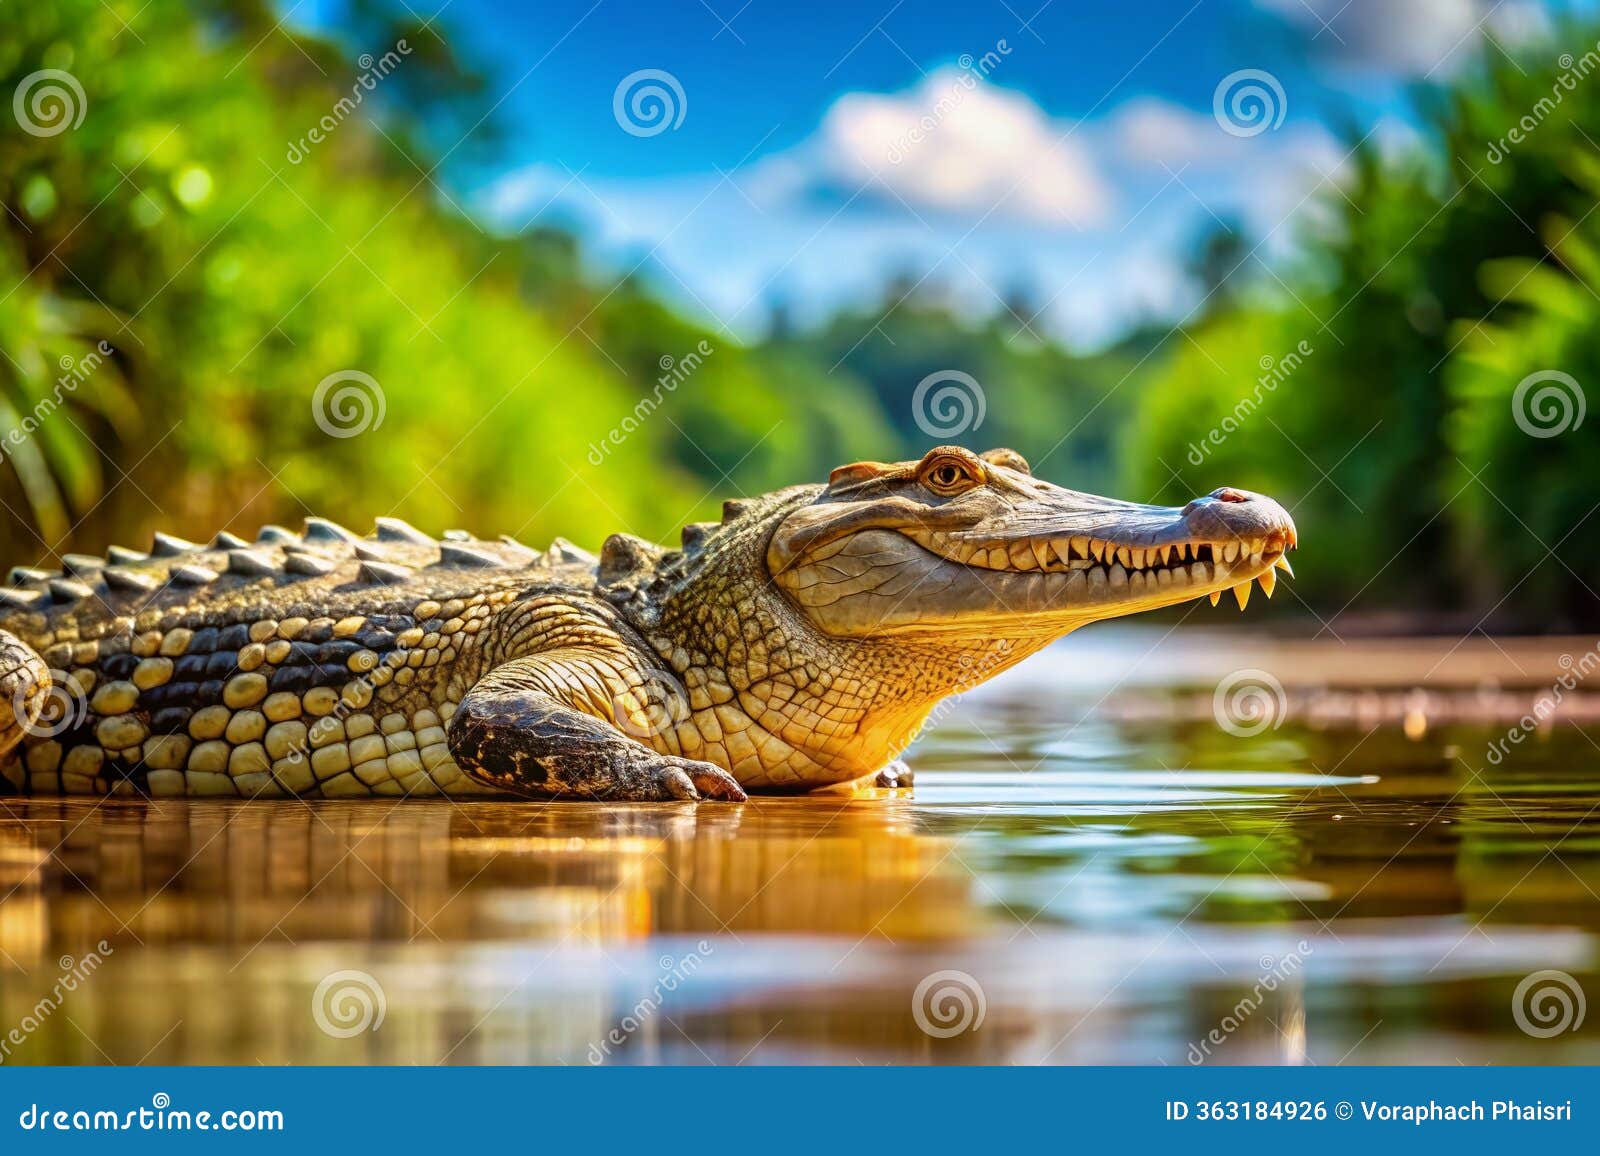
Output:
[920,455,983,496]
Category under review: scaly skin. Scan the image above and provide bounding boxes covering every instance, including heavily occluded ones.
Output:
[0,447,1297,802]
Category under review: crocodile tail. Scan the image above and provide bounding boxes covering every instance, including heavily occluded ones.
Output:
[1,629,50,770]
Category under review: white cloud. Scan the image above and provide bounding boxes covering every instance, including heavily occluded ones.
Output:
[811,67,1113,228]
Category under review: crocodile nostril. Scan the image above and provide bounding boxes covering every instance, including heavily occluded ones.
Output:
[1213,487,1250,503]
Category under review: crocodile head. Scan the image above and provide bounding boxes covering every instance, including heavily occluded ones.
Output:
[767,445,1297,641]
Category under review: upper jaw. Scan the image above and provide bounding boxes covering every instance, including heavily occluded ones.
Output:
[899,486,1298,614]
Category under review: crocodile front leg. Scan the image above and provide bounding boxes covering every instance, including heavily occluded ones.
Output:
[447,652,746,802]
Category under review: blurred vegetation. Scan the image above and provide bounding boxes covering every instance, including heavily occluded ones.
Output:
[2,1,1598,629]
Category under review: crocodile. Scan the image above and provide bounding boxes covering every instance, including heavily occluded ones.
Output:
[0,446,1296,802]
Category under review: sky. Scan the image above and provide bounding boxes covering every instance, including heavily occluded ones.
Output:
[298,0,1571,346]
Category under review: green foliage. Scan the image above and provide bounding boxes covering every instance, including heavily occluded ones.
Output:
[1130,21,1600,627]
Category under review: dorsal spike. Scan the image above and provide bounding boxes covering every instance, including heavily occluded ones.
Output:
[0,587,47,611]
[358,560,413,585]
[436,543,498,568]
[721,499,751,522]
[599,534,664,586]
[284,553,335,577]
[681,522,717,550]
[8,566,56,586]
[48,578,95,603]
[497,535,539,562]
[256,525,299,544]
[61,553,105,577]
[303,517,359,543]
[103,567,160,593]
[374,517,434,545]
[442,529,472,542]
[151,532,197,557]
[211,531,250,550]
[353,542,387,562]
[171,564,219,585]
[548,537,596,565]
[227,549,278,576]
[105,545,148,566]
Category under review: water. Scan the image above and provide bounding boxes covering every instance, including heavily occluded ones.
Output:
[2,628,1597,1065]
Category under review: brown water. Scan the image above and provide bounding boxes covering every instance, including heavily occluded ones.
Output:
[2,628,1598,1065]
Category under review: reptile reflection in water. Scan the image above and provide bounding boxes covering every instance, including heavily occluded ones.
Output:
[0,794,999,1064]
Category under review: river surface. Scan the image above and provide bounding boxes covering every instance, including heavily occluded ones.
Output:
[2,627,1597,1065]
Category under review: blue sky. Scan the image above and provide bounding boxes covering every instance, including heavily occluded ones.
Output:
[300,0,1567,344]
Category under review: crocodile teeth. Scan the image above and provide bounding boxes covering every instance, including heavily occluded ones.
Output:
[1275,554,1295,577]
[1233,581,1251,610]
[0,587,47,610]
[304,517,360,543]
[285,554,335,577]
[151,532,198,557]
[1258,568,1276,598]
[227,549,278,576]
[1071,536,1091,560]
[103,567,160,593]
[358,560,413,585]
[1115,546,1131,568]
[212,531,250,549]
[105,545,148,566]
[1090,540,1105,562]
[1209,590,1222,607]
[48,578,94,603]
[171,564,219,585]
[438,543,499,568]
[374,516,434,545]
[1222,541,1240,563]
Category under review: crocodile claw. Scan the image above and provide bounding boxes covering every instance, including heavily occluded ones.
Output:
[656,758,747,802]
